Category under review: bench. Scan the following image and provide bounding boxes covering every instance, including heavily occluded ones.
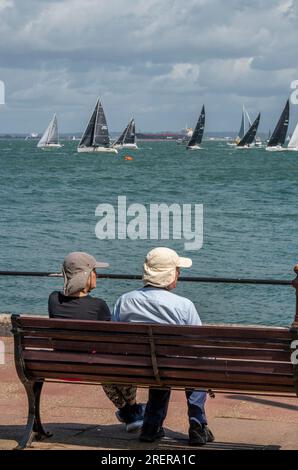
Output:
[11,310,298,449]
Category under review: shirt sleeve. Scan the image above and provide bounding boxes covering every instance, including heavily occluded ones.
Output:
[185,301,202,326]
[98,301,112,321]
[112,297,122,322]
[48,292,54,317]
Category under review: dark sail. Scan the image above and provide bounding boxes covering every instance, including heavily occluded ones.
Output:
[93,101,110,147]
[113,123,128,146]
[267,99,290,147]
[187,105,205,148]
[237,113,261,147]
[78,102,98,147]
[124,119,136,144]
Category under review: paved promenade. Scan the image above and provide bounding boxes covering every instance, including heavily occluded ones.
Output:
[0,336,297,450]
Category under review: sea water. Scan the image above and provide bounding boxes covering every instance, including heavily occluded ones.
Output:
[0,139,297,326]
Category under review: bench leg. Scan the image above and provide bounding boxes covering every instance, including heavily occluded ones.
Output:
[15,381,53,450]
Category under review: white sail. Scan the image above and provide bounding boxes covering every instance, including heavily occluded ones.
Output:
[288,123,298,149]
[37,114,60,148]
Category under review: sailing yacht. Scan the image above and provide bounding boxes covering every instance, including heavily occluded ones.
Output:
[113,118,138,149]
[228,106,252,146]
[77,99,118,153]
[237,113,261,148]
[186,105,205,150]
[287,123,298,151]
[266,99,290,151]
[37,114,62,148]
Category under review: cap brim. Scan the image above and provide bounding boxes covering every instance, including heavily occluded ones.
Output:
[177,257,192,268]
[94,262,109,268]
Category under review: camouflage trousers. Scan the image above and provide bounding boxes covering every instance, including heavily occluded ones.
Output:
[102,384,137,409]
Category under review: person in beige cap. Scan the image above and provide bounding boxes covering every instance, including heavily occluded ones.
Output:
[48,252,145,432]
[48,252,111,321]
[113,247,214,445]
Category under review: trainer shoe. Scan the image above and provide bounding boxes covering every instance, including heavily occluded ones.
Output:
[115,403,145,432]
[139,424,165,442]
[189,421,214,446]
[126,403,146,432]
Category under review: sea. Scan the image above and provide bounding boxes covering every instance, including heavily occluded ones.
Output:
[0,138,297,327]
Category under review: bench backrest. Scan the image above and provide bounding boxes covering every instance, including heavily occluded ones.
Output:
[11,315,298,396]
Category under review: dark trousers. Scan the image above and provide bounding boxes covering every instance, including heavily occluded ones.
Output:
[143,388,207,428]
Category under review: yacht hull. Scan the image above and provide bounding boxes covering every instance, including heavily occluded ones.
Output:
[77,146,118,154]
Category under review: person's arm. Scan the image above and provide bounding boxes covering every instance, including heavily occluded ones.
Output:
[48,292,54,318]
[97,300,112,321]
[112,297,121,322]
[186,301,202,326]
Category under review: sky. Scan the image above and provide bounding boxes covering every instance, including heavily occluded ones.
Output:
[0,0,298,133]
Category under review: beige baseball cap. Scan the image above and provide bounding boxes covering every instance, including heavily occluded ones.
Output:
[143,247,192,288]
[62,252,109,296]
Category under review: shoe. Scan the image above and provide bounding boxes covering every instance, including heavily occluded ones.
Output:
[139,424,165,442]
[204,426,215,443]
[115,403,145,432]
[189,421,214,446]
[126,403,146,432]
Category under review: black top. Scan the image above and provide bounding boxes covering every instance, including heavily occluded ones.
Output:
[48,291,111,321]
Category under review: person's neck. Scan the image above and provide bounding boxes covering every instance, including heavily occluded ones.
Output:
[71,291,89,298]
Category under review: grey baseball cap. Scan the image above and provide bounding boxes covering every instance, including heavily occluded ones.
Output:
[62,252,109,296]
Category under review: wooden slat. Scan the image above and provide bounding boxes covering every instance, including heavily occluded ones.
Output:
[23,351,293,376]
[17,317,292,340]
[159,369,294,385]
[22,338,291,362]
[26,362,154,377]
[21,331,291,351]
[28,371,296,394]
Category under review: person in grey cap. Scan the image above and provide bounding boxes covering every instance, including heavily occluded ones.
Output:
[113,247,214,446]
[48,251,144,432]
[48,252,111,321]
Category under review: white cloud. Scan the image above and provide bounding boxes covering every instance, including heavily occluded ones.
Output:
[0,0,298,132]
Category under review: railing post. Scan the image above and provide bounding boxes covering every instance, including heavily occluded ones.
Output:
[292,265,298,329]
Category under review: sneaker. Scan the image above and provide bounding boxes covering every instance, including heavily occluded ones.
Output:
[126,403,146,432]
[204,426,215,443]
[115,403,145,432]
[189,421,214,446]
[115,409,126,423]
[139,424,165,442]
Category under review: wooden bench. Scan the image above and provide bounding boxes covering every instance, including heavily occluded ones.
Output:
[11,310,298,449]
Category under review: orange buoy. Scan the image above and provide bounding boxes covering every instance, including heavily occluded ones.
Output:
[124,155,133,161]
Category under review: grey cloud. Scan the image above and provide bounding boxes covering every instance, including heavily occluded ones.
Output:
[0,0,297,132]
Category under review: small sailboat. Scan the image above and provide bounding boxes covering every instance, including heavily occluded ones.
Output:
[237,113,261,148]
[228,106,252,146]
[77,99,118,153]
[37,114,62,148]
[266,99,290,151]
[186,105,205,150]
[113,118,138,149]
[287,123,298,151]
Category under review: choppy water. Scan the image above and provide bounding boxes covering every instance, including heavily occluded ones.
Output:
[0,139,297,326]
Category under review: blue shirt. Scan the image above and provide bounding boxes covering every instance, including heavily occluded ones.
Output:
[113,287,202,326]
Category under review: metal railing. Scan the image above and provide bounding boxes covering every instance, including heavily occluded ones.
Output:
[0,267,297,327]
